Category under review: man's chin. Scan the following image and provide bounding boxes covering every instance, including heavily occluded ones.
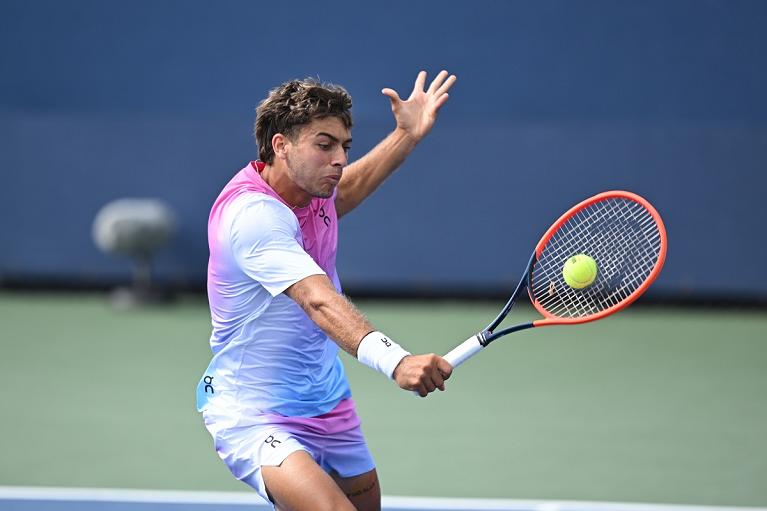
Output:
[312,186,336,199]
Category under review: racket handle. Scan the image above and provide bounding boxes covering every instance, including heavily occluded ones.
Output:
[443,334,484,369]
[412,334,484,397]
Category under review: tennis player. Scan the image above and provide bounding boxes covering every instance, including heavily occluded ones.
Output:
[196,70,456,511]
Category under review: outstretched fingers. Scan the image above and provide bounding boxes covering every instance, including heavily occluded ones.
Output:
[409,70,457,100]
[381,69,457,142]
[411,70,428,98]
[433,72,457,97]
[381,87,401,108]
[426,69,450,94]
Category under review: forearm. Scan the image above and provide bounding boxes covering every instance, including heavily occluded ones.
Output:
[335,127,417,217]
[285,275,374,356]
[285,274,452,394]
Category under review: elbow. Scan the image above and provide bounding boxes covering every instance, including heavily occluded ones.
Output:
[303,291,328,314]
[285,275,337,317]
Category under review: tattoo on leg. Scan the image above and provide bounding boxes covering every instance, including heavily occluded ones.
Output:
[345,480,377,498]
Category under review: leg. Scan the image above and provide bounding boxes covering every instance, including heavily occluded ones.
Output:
[262,450,356,511]
[331,468,381,511]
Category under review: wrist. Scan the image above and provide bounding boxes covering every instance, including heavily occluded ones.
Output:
[356,331,411,379]
[392,126,421,149]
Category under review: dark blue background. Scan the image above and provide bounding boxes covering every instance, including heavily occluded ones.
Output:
[1,0,766,298]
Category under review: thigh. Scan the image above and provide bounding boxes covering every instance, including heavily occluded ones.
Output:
[262,450,356,511]
[331,468,381,511]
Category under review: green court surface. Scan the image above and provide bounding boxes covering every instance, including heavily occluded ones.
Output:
[0,291,765,507]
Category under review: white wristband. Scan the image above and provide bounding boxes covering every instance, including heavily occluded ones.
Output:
[356,331,410,379]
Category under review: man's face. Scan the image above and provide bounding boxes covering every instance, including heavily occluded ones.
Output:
[284,116,352,199]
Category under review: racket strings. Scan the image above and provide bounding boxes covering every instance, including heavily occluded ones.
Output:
[531,197,663,318]
[558,201,658,313]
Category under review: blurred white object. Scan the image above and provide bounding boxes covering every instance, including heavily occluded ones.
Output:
[92,198,176,307]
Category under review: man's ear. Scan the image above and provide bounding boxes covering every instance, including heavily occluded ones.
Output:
[272,133,289,161]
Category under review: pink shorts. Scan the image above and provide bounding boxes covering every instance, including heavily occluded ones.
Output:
[202,398,375,505]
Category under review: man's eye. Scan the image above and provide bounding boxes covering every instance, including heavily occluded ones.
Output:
[318,143,330,150]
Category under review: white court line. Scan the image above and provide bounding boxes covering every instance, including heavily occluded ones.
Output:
[0,486,264,505]
[1,486,765,511]
[383,495,767,511]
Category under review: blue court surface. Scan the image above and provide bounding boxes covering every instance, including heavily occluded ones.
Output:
[2,488,766,511]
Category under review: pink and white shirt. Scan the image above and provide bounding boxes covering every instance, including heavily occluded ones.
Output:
[197,162,351,418]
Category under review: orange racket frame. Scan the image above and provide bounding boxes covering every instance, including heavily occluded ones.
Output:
[440,190,667,371]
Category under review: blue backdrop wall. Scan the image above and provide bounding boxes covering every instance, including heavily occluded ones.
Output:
[1,0,766,298]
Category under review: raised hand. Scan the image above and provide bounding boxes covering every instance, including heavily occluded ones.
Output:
[381,70,457,143]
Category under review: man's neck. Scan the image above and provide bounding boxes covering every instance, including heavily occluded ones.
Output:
[260,163,311,209]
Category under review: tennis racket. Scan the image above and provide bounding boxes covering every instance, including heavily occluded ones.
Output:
[443,190,667,370]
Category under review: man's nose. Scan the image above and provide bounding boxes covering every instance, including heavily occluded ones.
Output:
[331,147,347,167]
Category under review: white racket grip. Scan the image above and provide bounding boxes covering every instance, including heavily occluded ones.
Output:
[412,334,485,397]
[444,334,484,369]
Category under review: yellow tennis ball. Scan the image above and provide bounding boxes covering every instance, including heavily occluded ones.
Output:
[563,254,598,289]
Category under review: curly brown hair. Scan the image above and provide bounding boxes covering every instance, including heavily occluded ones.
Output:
[254,78,353,164]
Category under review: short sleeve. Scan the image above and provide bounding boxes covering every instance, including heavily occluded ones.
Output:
[230,196,325,297]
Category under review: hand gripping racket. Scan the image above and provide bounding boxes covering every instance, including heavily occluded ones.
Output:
[443,190,667,370]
